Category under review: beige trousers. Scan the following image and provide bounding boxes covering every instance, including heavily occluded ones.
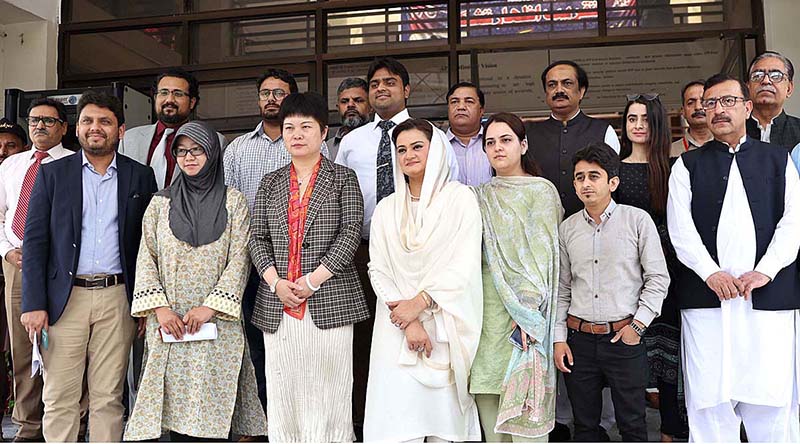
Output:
[475,394,549,443]
[2,259,44,439]
[41,284,135,442]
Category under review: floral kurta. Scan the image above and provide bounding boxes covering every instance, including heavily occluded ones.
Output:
[123,188,267,440]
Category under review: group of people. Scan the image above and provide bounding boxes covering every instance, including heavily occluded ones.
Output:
[0,48,797,444]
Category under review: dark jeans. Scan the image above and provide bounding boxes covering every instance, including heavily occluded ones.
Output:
[243,267,267,417]
[564,329,648,442]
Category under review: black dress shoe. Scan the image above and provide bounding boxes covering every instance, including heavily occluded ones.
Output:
[549,422,571,442]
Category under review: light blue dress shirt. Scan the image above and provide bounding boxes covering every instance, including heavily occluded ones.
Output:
[76,151,122,276]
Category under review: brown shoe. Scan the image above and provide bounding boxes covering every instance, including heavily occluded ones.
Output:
[12,437,45,443]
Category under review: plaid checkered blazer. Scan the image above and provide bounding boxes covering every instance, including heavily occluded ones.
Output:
[248,156,369,333]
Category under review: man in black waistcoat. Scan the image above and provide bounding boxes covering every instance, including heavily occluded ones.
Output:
[746,51,800,151]
[526,60,621,217]
[667,73,800,442]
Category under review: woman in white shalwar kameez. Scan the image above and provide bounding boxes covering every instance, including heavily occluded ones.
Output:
[364,119,483,442]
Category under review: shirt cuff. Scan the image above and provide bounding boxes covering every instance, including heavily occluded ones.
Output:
[754,257,779,281]
[633,307,657,328]
[554,323,568,343]
[695,259,722,283]
[0,242,16,261]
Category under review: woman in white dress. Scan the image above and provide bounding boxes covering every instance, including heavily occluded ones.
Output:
[364,118,483,442]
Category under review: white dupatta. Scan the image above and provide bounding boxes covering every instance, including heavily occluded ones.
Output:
[368,121,483,414]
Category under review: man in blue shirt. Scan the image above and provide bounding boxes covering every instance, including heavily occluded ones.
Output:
[20,90,157,442]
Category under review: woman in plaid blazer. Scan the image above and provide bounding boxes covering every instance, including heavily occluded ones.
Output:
[248,92,369,442]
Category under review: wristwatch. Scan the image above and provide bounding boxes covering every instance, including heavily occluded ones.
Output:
[269,276,282,293]
[629,321,646,337]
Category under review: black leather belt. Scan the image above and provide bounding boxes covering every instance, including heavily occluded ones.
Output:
[74,274,125,289]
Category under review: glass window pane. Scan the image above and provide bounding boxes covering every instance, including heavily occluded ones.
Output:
[327,4,448,51]
[70,0,183,22]
[197,78,309,133]
[327,57,448,110]
[193,15,315,64]
[68,27,183,74]
[459,0,599,41]
[193,0,316,12]
[606,0,740,36]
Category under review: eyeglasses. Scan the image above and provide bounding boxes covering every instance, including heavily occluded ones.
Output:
[258,89,288,100]
[702,96,746,110]
[175,147,205,157]
[749,70,789,84]
[27,116,64,127]
[626,93,660,102]
[156,89,190,99]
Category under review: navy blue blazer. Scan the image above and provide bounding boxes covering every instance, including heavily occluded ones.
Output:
[21,151,157,324]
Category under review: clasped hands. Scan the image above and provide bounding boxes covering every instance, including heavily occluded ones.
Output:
[705,270,770,301]
[274,275,316,308]
[387,293,432,357]
[155,306,217,340]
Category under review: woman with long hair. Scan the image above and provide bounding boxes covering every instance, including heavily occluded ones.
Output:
[470,112,562,442]
[615,94,688,442]
[364,118,483,442]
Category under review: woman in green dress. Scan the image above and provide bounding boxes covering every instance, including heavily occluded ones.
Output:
[470,112,563,442]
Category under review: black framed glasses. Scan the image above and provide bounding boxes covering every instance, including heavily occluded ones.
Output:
[156,89,190,99]
[701,96,746,110]
[258,88,288,100]
[27,116,64,127]
[626,93,660,102]
[749,70,788,84]
[175,147,205,157]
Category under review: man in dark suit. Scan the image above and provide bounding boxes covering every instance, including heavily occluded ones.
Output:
[20,90,157,442]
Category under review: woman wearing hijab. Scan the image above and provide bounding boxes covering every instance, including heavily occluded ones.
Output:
[124,121,267,441]
[248,92,368,442]
[470,113,562,442]
[364,118,483,442]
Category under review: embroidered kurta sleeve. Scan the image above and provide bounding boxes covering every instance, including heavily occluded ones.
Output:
[667,157,722,282]
[754,155,800,279]
[203,190,251,321]
[248,177,276,276]
[320,169,364,275]
[131,197,170,317]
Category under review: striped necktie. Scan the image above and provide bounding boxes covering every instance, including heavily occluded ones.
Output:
[11,150,49,239]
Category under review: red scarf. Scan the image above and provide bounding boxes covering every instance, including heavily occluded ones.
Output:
[284,159,322,320]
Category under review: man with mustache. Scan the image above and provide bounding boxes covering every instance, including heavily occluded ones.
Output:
[223,69,327,437]
[327,77,371,161]
[120,69,225,189]
[671,80,713,157]
[746,51,799,152]
[446,81,492,185]
[667,73,800,442]
[0,118,28,164]
[20,90,157,441]
[526,60,620,441]
[527,60,621,218]
[0,100,73,442]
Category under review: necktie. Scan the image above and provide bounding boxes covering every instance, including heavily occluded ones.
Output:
[376,120,396,204]
[151,127,174,189]
[11,150,49,239]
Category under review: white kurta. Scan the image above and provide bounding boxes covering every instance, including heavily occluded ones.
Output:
[667,142,800,415]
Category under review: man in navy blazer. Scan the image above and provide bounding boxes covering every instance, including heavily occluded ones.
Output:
[20,90,157,442]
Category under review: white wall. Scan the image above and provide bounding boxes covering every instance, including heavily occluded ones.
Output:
[0,0,60,118]
[763,0,800,116]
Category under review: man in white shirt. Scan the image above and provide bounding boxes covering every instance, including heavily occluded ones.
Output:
[667,73,800,442]
[0,98,72,442]
[670,80,713,157]
[335,57,459,440]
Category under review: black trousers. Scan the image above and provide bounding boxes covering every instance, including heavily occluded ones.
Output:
[563,329,648,442]
[352,243,376,441]
[242,267,267,419]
